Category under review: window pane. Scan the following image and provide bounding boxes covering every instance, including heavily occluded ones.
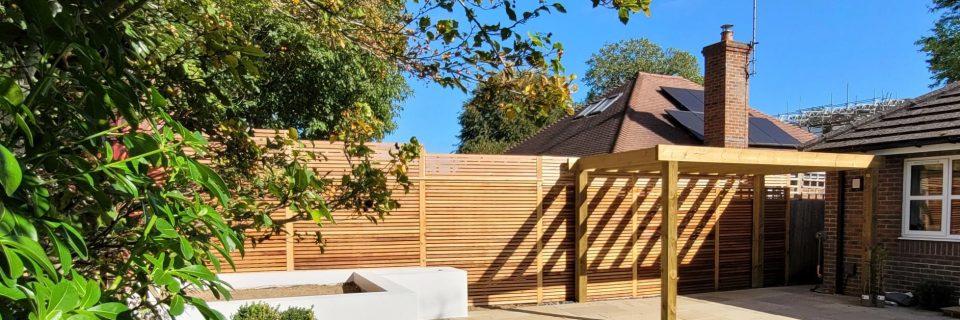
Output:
[909,200,943,231]
[910,163,943,196]
[953,160,960,195]
[953,200,960,235]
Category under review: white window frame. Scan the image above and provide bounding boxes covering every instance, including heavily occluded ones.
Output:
[901,156,956,240]
[575,102,601,118]
[587,93,622,116]
[575,93,623,118]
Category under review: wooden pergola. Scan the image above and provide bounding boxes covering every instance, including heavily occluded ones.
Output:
[571,144,878,320]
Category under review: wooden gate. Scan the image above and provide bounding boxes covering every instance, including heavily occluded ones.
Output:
[786,196,825,284]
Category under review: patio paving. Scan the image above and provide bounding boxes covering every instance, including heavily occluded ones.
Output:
[467,285,950,320]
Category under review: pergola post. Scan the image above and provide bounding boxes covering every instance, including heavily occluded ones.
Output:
[575,167,589,302]
[660,161,678,320]
[752,175,765,288]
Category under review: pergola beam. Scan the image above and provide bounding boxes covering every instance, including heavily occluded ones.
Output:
[576,148,659,171]
[679,164,851,176]
[579,145,876,173]
[657,145,874,169]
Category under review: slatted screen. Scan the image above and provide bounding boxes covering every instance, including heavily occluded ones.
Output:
[217,130,788,306]
[764,188,788,287]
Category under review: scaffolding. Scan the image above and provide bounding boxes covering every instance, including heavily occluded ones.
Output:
[776,96,907,135]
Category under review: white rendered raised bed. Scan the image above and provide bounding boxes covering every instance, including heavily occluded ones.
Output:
[180,267,468,320]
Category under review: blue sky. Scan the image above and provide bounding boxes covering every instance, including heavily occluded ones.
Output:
[386,0,939,153]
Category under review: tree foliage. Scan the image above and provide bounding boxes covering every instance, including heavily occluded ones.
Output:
[918,0,960,86]
[0,0,654,319]
[584,38,701,99]
[218,0,412,139]
[0,0,419,319]
[458,72,570,154]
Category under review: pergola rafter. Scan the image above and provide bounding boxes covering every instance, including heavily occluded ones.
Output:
[571,144,878,320]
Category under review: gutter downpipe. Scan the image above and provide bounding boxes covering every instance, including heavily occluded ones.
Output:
[835,171,847,294]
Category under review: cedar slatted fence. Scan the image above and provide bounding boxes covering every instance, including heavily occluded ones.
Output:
[220,130,791,306]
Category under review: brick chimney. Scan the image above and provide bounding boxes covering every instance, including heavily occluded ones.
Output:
[702,24,752,148]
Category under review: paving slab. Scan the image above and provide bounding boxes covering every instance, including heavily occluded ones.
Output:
[467,286,949,320]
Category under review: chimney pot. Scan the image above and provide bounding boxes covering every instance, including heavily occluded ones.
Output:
[721,24,734,41]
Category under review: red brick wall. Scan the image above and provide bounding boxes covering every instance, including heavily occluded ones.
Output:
[702,31,751,149]
[824,151,960,297]
[823,171,863,295]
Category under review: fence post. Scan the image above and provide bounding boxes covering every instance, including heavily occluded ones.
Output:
[784,189,792,285]
[535,156,544,303]
[713,181,722,291]
[419,146,427,267]
[285,206,295,271]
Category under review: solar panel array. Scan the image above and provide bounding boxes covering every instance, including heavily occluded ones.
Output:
[662,87,705,112]
[665,110,801,147]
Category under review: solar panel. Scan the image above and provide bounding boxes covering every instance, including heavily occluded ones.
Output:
[666,110,801,147]
[662,87,705,112]
[748,117,782,146]
[665,110,704,139]
[751,117,801,146]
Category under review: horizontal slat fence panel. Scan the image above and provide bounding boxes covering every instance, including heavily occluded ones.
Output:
[763,188,788,287]
[719,188,754,290]
[216,131,788,306]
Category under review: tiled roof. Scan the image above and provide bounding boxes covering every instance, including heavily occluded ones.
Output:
[804,82,960,152]
[506,72,816,156]
[505,78,636,156]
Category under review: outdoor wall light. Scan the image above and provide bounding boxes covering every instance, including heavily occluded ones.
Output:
[851,178,863,191]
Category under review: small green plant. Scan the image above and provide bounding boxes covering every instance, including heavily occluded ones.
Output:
[233,302,281,320]
[231,303,316,320]
[280,306,316,320]
[916,280,955,310]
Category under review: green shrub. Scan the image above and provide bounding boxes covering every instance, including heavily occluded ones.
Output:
[916,280,955,310]
[280,307,316,320]
[233,302,281,320]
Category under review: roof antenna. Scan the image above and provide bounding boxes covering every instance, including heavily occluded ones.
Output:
[749,0,759,76]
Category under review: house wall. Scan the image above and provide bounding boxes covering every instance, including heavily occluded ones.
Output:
[824,150,960,298]
[224,130,790,306]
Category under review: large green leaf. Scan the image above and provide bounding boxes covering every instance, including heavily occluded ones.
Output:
[0,246,24,280]
[0,236,56,278]
[168,295,185,316]
[0,144,21,196]
[153,218,178,239]
[178,237,194,259]
[0,281,25,300]
[86,303,128,319]
[47,281,80,313]
[173,264,215,281]
[0,76,23,106]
